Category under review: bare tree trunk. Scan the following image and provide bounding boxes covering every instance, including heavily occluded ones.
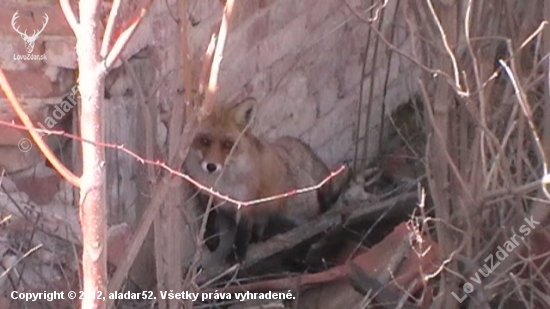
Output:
[77,1,107,308]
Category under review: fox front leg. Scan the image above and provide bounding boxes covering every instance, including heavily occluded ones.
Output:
[231,213,253,263]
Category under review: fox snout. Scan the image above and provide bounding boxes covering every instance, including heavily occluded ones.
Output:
[201,161,223,174]
[191,133,237,175]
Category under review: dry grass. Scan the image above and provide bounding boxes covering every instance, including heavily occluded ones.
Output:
[345,0,550,308]
[389,0,550,308]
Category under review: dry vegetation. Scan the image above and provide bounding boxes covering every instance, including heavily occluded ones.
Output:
[0,0,549,308]
[397,0,550,308]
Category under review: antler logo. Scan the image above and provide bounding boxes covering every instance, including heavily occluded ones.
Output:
[12,11,49,54]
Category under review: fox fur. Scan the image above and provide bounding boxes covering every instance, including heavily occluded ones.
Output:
[185,97,335,261]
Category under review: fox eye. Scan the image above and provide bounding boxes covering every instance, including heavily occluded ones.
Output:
[198,136,211,147]
[222,140,234,150]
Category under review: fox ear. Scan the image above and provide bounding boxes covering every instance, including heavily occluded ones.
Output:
[232,97,256,129]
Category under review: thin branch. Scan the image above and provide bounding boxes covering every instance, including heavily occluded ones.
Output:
[0,244,42,279]
[200,0,235,117]
[517,21,548,54]
[179,0,194,109]
[483,179,544,202]
[425,0,462,92]
[167,0,196,162]
[418,79,476,205]
[499,59,550,199]
[59,0,79,35]
[198,34,217,99]
[0,70,81,188]
[345,1,459,94]
[465,0,490,181]
[102,0,154,73]
[102,15,142,73]
[100,0,123,57]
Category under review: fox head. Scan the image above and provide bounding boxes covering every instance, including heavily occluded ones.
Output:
[188,98,257,175]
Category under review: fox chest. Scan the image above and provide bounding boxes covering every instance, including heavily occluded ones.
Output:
[216,181,254,204]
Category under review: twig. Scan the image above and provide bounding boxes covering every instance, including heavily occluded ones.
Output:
[59,0,79,34]
[102,0,154,73]
[517,21,548,54]
[103,14,142,72]
[0,244,42,279]
[425,0,462,92]
[198,263,240,290]
[179,0,195,110]
[464,0,490,180]
[345,1,460,95]
[346,0,381,173]
[198,34,217,98]
[200,0,235,118]
[499,59,550,199]
[0,70,81,188]
[418,80,476,206]
[483,178,544,202]
[100,0,123,57]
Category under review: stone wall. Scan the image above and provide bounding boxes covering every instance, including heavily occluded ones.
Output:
[187,0,417,168]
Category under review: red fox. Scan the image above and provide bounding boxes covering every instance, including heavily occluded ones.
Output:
[185,97,336,262]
